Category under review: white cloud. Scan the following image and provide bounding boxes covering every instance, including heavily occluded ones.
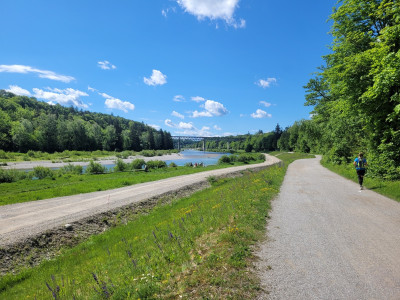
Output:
[6,85,31,96]
[88,86,97,92]
[165,119,217,136]
[172,111,185,119]
[191,96,205,102]
[149,124,161,130]
[0,64,75,82]
[100,93,135,113]
[259,100,272,107]
[192,100,228,117]
[32,87,89,108]
[251,109,271,119]
[98,60,116,70]
[213,125,222,130]
[256,78,277,88]
[173,95,185,102]
[177,0,245,28]
[144,69,167,86]
[162,7,176,17]
[192,110,213,117]
[164,119,194,130]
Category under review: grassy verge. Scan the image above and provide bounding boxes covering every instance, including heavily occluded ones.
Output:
[0,152,311,299]
[321,158,400,202]
[0,160,264,206]
[0,149,179,163]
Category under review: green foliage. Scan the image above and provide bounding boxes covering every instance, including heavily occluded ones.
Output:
[57,164,83,175]
[33,166,54,179]
[0,159,289,299]
[146,160,167,169]
[218,155,232,164]
[0,169,28,183]
[86,160,106,174]
[279,0,400,180]
[130,159,145,170]
[113,158,128,172]
[0,91,174,153]
[169,162,178,168]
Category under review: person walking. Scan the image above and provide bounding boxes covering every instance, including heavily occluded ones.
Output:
[353,152,368,190]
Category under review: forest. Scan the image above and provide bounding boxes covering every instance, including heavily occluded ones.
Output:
[277,0,400,180]
[187,125,282,153]
[0,90,174,153]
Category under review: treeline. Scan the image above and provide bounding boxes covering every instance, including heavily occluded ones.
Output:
[188,124,282,152]
[277,0,400,180]
[0,90,174,153]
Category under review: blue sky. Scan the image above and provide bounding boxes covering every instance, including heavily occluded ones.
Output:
[0,0,335,136]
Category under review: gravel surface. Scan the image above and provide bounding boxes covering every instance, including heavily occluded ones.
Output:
[0,155,281,247]
[256,156,400,300]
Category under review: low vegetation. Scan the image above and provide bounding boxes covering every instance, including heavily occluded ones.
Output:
[0,152,311,299]
[321,157,400,202]
[0,156,265,206]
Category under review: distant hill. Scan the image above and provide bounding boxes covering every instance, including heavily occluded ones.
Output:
[0,90,173,153]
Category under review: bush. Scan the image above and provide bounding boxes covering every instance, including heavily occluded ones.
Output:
[131,159,146,170]
[0,150,8,159]
[33,166,54,179]
[146,160,167,169]
[0,169,28,183]
[140,150,156,157]
[218,155,232,164]
[86,160,106,174]
[184,162,193,167]
[169,162,178,168]
[114,159,128,172]
[58,164,83,175]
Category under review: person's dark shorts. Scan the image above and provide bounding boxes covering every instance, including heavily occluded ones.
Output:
[357,169,366,176]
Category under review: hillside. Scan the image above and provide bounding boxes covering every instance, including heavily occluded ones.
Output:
[0,90,173,153]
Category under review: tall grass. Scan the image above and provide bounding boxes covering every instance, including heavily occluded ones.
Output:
[321,158,400,202]
[0,152,311,299]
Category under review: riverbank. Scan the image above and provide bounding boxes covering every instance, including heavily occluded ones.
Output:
[1,152,226,170]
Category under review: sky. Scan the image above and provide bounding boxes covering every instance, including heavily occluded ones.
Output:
[0,0,336,137]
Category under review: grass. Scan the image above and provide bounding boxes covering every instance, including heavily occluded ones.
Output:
[0,159,265,206]
[0,149,179,163]
[0,152,312,299]
[321,158,400,202]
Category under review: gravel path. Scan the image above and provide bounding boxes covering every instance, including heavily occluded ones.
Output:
[0,155,281,247]
[256,156,400,300]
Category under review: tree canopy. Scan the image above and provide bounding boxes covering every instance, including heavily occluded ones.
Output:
[0,91,173,153]
[281,0,400,179]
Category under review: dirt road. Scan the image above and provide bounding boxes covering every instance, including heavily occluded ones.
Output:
[0,155,281,247]
[256,156,400,299]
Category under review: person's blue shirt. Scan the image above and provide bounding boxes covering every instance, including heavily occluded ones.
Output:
[354,157,367,170]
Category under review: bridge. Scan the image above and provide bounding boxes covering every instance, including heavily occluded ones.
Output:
[171,135,244,151]
[171,136,208,151]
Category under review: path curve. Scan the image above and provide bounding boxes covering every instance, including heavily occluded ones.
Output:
[256,156,400,300]
[0,154,281,247]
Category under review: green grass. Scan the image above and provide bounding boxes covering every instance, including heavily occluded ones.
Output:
[321,158,400,202]
[0,152,312,299]
[0,149,179,163]
[0,160,265,206]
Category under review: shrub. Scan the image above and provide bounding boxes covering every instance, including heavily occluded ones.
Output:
[169,162,178,168]
[0,169,28,183]
[114,159,128,172]
[218,155,232,164]
[131,159,145,170]
[184,162,193,167]
[140,150,156,157]
[0,150,8,159]
[86,160,106,174]
[33,166,54,179]
[58,164,83,175]
[146,160,167,169]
